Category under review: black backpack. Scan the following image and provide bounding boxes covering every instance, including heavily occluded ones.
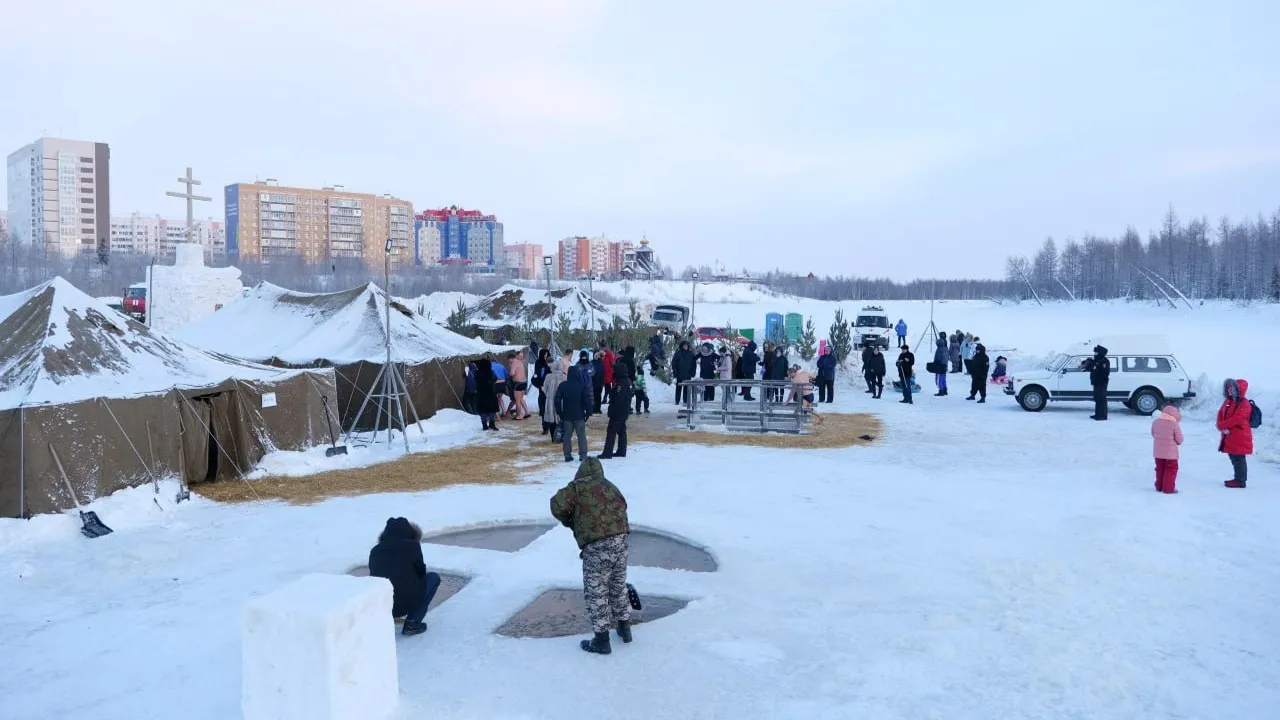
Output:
[1248,400,1262,429]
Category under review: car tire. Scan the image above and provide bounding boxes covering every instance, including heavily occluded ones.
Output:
[1018,386,1047,412]
[1130,388,1163,416]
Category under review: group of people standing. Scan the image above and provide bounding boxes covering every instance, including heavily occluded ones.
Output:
[669,338,792,404]
[928,330,990,401]
[536,342,646,463]
[463,350,534,431]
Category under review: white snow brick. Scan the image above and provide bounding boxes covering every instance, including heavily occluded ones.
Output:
[242,573,398,720]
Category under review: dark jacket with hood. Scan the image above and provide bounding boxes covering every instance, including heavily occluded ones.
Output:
[555,364,594,422]
[970,345,990,379]
[591,356,606,388]
[532,352,551,389]
[550,457,630,550]
[867,350,887,377]
[817,351,837,380]
[472,359,500,414]
[768,348,789,380]
[740,341,759,379]
[621,346,638,382]
[649,334,665,360]
[608,359,634,420]
[464,363,477,394]
[1087,345,1110,387]
[671,341,697,381]
[368,517,426,618]
[933,335,948,366]
[698,343,718,379]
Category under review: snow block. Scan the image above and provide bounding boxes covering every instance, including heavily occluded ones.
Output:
[242,573,398,720]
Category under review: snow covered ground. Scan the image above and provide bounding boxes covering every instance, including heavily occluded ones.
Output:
[2,293,1278,719]
[2,372,1278,719]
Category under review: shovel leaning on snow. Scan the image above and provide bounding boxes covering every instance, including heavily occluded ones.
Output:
[48,444,113,538]
[320,396,348,457]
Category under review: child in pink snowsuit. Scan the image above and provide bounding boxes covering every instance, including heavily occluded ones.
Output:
[1150,404,1183,493]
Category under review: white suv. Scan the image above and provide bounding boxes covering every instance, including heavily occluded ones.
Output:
[1005,335,1196,415]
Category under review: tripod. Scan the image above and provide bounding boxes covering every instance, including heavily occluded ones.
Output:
[913,292,941,355]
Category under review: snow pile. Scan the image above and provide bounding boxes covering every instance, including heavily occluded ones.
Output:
[0,478,206,553]
[177,282,506,365]
[399,291,482,324]
[249,408,483,478]
[147,244,245,333]
[0,277,291,409]
[468,284,625,330]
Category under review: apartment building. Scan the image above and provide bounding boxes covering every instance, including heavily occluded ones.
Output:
[414,206,504,272]
[5,137,111,257]
[505,243,545,280]
[109,213,226,258]
[224,182,413,266]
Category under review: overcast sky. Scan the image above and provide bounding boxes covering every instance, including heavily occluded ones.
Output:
[2,0,1277,280]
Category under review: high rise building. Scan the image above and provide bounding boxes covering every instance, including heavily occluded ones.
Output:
[414,206,504,272]
[109,214,225,258]
[5,137,111,257]
[505,243,544,280]
[0,210,8,243]
[224,183,413,266]
[558,236,633,279]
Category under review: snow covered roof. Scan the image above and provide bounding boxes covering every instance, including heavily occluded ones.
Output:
[176,282,507,366]
[1060,334,1173,357]
[0,277,295,410]
[468,284,624,330]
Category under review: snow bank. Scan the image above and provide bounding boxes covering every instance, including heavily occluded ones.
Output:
[146,244,244,333]
[0,479,207,554]
[399,291,481,324]
[248,408,483,478]
[468,284,625,330]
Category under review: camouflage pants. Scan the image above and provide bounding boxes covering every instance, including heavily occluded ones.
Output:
[582,534,630,634]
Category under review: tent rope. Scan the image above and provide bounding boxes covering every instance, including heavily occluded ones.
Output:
[99,398,160,485]
[175,392,260,501]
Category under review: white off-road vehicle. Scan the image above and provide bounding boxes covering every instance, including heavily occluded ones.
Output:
[1005,335,1196,415]
[854,306,893,350]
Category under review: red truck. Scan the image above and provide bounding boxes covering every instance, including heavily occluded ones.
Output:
[122,283,147,322]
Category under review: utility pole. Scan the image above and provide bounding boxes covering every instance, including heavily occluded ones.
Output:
[165,167,212,253]
[544,256,555,345]
[691,271,699,327]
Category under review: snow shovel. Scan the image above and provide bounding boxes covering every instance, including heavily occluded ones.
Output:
[48,444,113,538]
[320,396,348,457]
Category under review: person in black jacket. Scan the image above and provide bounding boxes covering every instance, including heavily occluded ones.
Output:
[671,340,696,405]
[1084,344,1110,420]
[739,341,760,400]
[697,342,718,401]
[647,332,665,376]
[472,360,501,431]
[533,348,552,430]
[896,346,915,404]
[368,517,441,637]
[966,344,991,403]
[601,358,633,459]
[591,351,607,413]
[867,346,886,399]
[621,346,638,383]
[555,360,594,461]
[816,348,837,403]
[767,346,789,402]
[860,345,875,394]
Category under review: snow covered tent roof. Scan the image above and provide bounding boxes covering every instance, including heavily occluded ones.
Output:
[0,276,298,410]
[0,277,338,519]
[468,284,624,331]
[177,281,507,365]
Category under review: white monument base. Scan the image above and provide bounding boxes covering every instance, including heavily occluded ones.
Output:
[147,243,244,333]
[242,573,398,720]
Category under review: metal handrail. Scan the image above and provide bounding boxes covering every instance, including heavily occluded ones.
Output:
[677,378,815,433]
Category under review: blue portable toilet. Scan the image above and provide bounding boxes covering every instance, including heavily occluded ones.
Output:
[764,313,784,344]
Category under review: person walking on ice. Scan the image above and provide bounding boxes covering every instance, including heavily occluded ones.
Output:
[550,458,633,655]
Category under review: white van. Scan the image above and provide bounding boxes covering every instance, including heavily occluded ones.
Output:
[1005,335,1196,415]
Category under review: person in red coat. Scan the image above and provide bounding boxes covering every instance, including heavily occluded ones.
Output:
[599,341,617,405]
[1216,378,1254,488]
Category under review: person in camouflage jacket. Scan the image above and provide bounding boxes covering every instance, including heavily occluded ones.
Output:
[550,457,632,655]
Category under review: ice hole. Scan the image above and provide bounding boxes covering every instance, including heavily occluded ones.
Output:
[494,589,691,639]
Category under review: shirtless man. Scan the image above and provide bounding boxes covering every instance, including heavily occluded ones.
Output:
[787,365,823,425]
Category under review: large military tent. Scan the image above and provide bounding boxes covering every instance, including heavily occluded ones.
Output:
[0,277,337,518]
[177,282,507,431]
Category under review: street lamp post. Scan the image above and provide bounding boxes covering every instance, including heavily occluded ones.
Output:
[543,256,554,346]
[690,271,699,328]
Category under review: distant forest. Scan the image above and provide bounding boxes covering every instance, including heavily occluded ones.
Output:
[681,205,1280,304]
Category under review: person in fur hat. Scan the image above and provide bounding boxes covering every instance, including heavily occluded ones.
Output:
[368,517,441,637]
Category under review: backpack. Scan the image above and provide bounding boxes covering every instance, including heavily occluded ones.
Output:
[1248,400,1262,429]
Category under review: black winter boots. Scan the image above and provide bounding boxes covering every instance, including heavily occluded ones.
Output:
[581,631,612,654]
[402,620,427,637]
[617,621,632,644]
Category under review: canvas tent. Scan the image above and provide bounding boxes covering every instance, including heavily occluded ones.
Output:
[177,282,507,431]
[0,277,338,518]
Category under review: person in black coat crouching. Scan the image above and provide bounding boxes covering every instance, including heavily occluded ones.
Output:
[368,517,441,637]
